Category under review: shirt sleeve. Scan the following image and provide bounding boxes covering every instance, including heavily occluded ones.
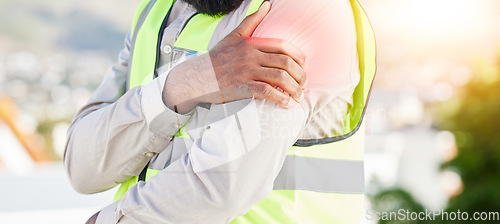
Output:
[64,33,193,194]
[97,99,307,224]
[95,0,359,223]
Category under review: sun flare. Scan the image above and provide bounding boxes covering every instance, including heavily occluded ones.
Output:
[392,0,489,43]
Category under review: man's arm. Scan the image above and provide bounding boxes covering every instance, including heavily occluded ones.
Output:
[64,32,192,194]
[96,99,307,224]
[161,2,307,114]
[94,0,360,222]
[64,1,309,194]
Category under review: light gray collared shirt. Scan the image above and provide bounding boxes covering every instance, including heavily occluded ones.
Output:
[64,0,360,223]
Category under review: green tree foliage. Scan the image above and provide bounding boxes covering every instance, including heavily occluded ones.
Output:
[369,188,427,224]
[369,52,500,224]
[436,52,500,221]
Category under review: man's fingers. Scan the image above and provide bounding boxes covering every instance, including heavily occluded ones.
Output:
[247,37,306,67]
[231,1,271,37]
[254,67,303,103]
[210,1,307,108]
[249,82,292,108]
[259,53,306,87]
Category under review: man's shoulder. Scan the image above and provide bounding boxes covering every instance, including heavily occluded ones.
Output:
[262,0,347,29]
[253,0,349,38]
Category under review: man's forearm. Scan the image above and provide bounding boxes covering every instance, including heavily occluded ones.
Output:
[64,33,192,194]
[95,99,307,224]
[65,78,192,194]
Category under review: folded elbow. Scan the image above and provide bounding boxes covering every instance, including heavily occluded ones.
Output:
[64,147,103,195]
[67,174,101,195]
[64,161,102,195]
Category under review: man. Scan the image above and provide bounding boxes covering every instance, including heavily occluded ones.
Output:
[65,0,375,223]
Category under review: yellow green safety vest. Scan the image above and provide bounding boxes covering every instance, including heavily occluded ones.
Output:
[114,0,376,223]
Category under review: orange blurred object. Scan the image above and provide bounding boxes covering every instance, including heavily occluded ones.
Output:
[0,95,51,162]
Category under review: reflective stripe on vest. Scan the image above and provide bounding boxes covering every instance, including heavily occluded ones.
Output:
[116,0,376,223]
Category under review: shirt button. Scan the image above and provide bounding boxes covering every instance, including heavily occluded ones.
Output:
[163,45,172,54]
[205,126,211,130]
[145,152,154,157]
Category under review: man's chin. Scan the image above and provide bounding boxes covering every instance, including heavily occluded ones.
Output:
[182,0,245,16]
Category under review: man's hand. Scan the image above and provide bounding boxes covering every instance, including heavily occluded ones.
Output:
[209,1,306,105]
[163,2,307,113]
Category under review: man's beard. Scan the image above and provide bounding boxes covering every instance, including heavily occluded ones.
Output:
[182,0,245,16]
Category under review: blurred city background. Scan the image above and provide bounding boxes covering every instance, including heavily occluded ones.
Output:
[0,0,499,223]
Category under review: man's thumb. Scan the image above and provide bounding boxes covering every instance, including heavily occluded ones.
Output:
[231,1,270,37]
